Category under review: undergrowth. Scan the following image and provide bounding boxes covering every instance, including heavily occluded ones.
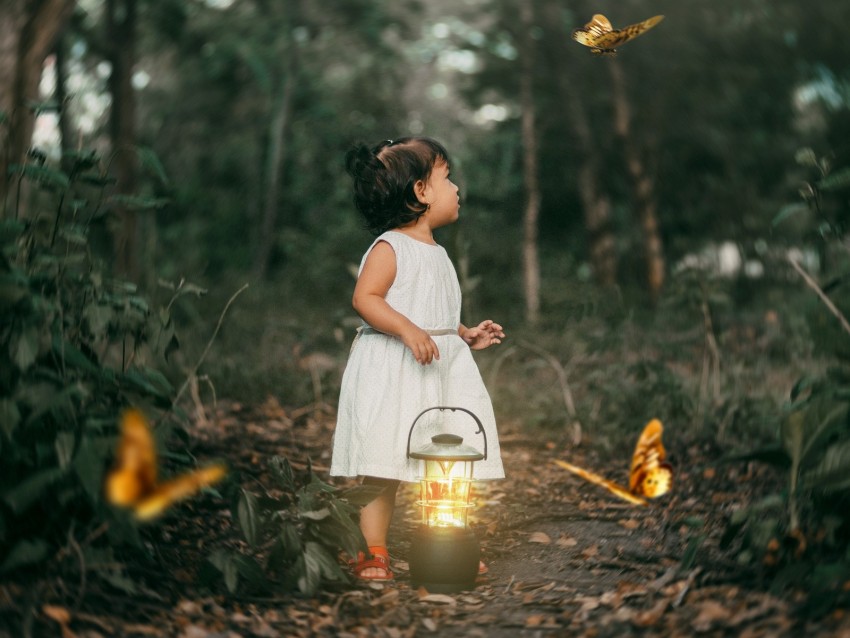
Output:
[719,147,850,616]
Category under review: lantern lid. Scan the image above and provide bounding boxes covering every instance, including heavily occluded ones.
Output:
[409,433,485,461]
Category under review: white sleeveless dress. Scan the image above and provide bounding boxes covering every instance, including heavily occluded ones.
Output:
[331,231,505,482]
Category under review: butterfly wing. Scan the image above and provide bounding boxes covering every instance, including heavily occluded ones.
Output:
[133,464,227,521]
[106,408,228,520]
[594,15,664,50]
[553,459,648,506]
[573,14,664,54]
[629,419,673,499]
[105,408,158,507]
[572,14,613,47]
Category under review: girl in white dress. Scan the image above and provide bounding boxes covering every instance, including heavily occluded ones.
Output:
[331,137,505,581]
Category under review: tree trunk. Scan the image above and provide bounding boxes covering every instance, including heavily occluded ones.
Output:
[0,0,75,214]
[563,86,617,287]
[540,0,617,287]
[252,54,296,280]
[55,31,73,173]
[609,58,665,302]
[519,0,541,325]
[107,0,140,282]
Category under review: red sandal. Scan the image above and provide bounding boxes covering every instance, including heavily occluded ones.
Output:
[352,546,394,581]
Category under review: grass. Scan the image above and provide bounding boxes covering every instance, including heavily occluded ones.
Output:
[169,267,827,462]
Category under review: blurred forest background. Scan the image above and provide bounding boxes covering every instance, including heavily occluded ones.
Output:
[4,0,849,398]
[3,0,850,620]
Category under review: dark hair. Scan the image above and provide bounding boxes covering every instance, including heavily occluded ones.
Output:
[345,136,450,235]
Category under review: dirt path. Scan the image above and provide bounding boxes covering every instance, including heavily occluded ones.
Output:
[5,398,849,637]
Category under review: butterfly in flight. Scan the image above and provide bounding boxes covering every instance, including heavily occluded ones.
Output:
[105,408,226,520]
[572,14,664,55]
[553,419,673,506]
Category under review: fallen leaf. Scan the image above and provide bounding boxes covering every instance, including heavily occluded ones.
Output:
[692,600,732,632]
[121,625,161,635]
[619,518,640,530]
[180,625,216,638]
[251,620,280,638]
[581,544,599,559]
[556,535,578,548]
[42,605,71,624]
[176,600,202,616]
[421,617,438,632]
[728,596,784,627]
[417,588,456,605]
[529,531,551,544]
[574,597,600,623]
[599,590,619,607]
[631,599,669,627]
[525,614,545,627]
[371,589,400,606]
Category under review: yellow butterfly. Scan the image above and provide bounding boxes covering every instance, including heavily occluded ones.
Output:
[553,419,673,506]
[105,408,226,521]
[572,14,664,55]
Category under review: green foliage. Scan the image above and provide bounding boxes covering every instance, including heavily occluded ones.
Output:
[205,457,382,596]
[722,371,850,615]
[724,149,850,606]
[0,146,189,578]
[585,359,694,434]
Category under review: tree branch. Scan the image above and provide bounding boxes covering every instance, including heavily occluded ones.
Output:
[788,255,850,337]
[174,283,249,407]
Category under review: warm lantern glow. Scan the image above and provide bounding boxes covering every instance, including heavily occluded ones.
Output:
[417,458,475,527]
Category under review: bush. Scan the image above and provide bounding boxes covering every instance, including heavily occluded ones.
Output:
[0,147,191,580]
[723,149,850,611]
[204,457,381,596]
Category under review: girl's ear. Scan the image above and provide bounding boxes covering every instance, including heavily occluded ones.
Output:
[414,178,429,204]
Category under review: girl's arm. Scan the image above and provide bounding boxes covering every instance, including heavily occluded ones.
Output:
[459,320,505,351]
[353,241,440,365]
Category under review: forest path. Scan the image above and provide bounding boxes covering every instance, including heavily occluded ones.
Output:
[13,398,846,637]
[162,398,838,637]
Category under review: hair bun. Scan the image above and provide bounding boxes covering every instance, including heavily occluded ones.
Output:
[345,144,383,183]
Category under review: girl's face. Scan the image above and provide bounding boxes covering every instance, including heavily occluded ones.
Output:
[419,160,459,228]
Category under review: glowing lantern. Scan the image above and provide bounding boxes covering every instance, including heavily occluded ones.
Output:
[406,407,487,593]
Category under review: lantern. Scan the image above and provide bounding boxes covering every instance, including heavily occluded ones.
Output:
[406,406,487,593]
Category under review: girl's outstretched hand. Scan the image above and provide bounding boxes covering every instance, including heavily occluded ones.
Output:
[461,320,505,351]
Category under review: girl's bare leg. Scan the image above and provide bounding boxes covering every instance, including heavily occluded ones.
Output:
[358,477,399,578]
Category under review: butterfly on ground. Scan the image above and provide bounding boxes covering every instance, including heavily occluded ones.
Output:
[572,14,664,55]
[553,419,673,506]
[105,408,226,521]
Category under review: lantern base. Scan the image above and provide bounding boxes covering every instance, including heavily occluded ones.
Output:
[409,525,480,593]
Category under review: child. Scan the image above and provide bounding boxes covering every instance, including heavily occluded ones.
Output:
[331,136,506,581]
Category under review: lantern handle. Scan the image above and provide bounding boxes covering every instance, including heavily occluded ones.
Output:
[405,406,488,460]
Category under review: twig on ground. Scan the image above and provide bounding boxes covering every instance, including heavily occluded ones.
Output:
[188,374,218,428]
[67,531,86,611]
[672,568,701,607]
[696,298,721,432]
[174,283,249,408]
[510,340,583,445]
